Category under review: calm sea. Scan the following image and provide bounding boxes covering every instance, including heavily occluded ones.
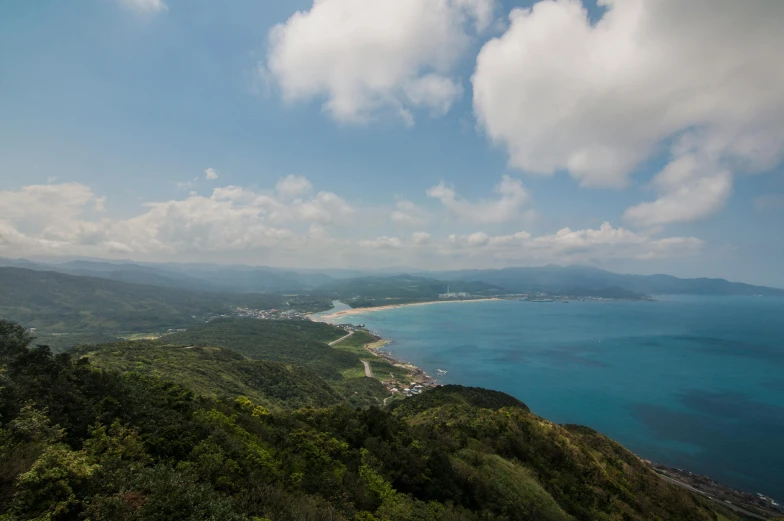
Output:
[320,296,784,498]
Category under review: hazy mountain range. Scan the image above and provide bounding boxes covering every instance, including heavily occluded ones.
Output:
[1,257,782,298]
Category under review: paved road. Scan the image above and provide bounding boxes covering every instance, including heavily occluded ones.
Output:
[656,474,767,520]
[361,360,374,378]
[328,330,354,346]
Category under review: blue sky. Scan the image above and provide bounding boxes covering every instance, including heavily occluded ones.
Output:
[1,0,783,286]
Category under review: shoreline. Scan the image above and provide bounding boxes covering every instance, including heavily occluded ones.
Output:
[314,302,782,512]
[314,297,501,321]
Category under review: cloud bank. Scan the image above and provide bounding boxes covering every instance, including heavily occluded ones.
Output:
[0,180,703,268]
[472,0,784,226]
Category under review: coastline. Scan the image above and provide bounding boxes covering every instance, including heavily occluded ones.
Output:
[314,300,783,513]
[314,297,501,321]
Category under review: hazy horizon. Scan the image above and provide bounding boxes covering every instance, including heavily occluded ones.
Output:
[3,253,783,289]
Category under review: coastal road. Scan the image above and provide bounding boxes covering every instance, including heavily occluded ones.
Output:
[656,474,767,520]
[361,360,374,378]
[328,330,354,346]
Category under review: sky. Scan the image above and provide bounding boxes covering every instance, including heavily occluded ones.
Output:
[1,0,783,286]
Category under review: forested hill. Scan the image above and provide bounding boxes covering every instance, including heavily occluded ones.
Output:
[315,274,504,307]
[0,319,747,521]
[0,267,316,334]
[431,265,784,296]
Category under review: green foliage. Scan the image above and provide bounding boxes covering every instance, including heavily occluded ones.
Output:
[9,443,98,521]
[72,340,345,410]
[165,319,369,381]
[0,267,320,339]
[0,319,740,521]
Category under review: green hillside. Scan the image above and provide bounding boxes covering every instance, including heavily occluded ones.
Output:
[111,319,392,406]
[71,341,344,411]
[0,267,329,338]
[166,318,368,380]
[0,319,746,521]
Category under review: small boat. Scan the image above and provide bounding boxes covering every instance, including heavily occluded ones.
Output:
[436,369,448,375]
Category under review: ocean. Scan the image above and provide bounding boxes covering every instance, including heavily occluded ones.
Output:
[320,296,784,498]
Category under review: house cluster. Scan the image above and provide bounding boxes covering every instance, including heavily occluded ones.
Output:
[337,323,365,331]
[233,307,310,320]
[382,378,429,397]
[438,291,471,299]
[381,373,441,398]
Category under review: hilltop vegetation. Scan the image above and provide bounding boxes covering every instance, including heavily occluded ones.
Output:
[93,319,391,407]
[71,341,345,411]
[0,267,330,342]
[0,319,747,521]
[166,319,363,380]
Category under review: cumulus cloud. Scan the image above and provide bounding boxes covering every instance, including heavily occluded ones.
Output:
[0,181,704,268]
[624,153,733,227]
[0,179,352,257]
[117,0,167,14]
[276,174,313,199]
[0,183,99,230]
[361,236,403,249]
[411,231,431,245]
[265,0,494,124]
[427,175,530,224]
[204,168,219,180]
[390,200,427,227]
[473,0,784,225]
[448,223,702,263]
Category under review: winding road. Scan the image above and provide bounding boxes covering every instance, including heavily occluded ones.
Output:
[361,360,374,378]
[328,330,354,346]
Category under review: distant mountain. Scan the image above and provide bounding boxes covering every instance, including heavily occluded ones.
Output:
[314,274,504,305]
[0,267,294,334]
[429,265,784,297]
[4,257,781,298]
[0,258,335,293]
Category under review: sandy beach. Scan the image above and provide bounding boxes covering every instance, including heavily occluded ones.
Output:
[314,298,501,321]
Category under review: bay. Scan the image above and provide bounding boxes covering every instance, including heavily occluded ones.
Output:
[321,296,784,498]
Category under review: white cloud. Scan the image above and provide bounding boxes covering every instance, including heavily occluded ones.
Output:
[204,168,219,180]
[117,0,167,14]
[291,191,354,225]
[472,0,784,225]
[390,200,427,227]
[0,183,98,230]
[0,182,703,268]
[427,175,530,223]
[447,223,702,262]
[362,236,403,249]
[265,0,494,124]
[624,153,733,227]
[411,231,431,245]
[0,179,353,257]
[276,174,313,199]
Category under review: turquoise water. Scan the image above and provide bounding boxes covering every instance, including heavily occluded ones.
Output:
[321,296,784,498]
